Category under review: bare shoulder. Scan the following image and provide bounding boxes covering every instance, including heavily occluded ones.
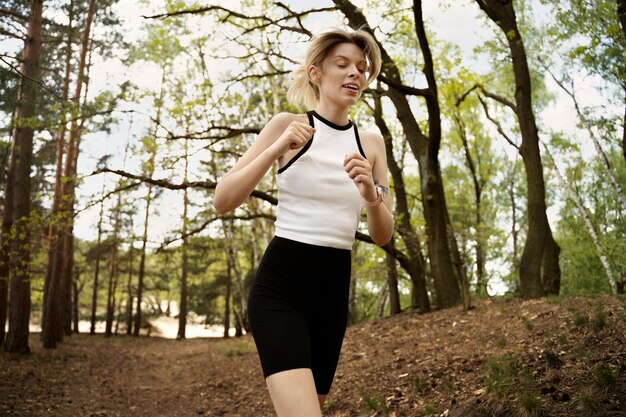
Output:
[265,112,308,132]
[359,129,386,160]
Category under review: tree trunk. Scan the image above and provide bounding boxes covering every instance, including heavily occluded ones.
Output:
[618,0,626,162]
[222,220,249,332]
[42,0,96,347]
[4,0,43,354]
[0,120,17,347]
[372,94,430,312]
[508,159,521,277]
[42,0,72,342]
[335,0,461,308]
[90,179,106,334]
[223,270,231,339]
[544,146,616,292]
[133,183,152,337]
[475,0,560,298]
[454,114,487,297]
[133,70,164,337]
[177,139,190,340]
[72,270,79,333]
[386,241,401,315]
[377,281,389,318]
[348,246,358,325]
[105,193,122,337]
[125,238,134,336]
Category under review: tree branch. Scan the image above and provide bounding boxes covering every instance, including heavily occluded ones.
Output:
[378,74,431,97]
[91,168,278,206]
[478,94,519,150]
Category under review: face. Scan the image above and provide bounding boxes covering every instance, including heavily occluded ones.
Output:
[309,42,368,107]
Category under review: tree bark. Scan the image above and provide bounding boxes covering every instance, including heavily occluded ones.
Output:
[372,94,430,312]
[105,192,122,337]
[223,220,249,332]
[4,0,43,354]
[72,270,79,334]
[43,0,73,341]
[223,269,231,339]
[133,71,164,337]
[0,121,17,347]
[42,0,96,347]
[90,179,106,334]
[125,237,134,336]
[475,0,560,298]
[133,183,152,337]
[454,114,487,297]
[386,239,401,315]
[618,0,626,162]
[334,0,461,308]
[177,138,190,340]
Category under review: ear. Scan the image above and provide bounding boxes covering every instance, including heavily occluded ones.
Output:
[308,65,320,85]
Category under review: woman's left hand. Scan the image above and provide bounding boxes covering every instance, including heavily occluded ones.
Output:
[343,152,377,202]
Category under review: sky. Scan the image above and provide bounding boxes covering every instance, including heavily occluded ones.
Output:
[1,0,618,295]
[73,0,499,243]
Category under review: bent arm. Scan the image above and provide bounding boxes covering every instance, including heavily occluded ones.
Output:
[213,114,288,213]
[364,136,394,246]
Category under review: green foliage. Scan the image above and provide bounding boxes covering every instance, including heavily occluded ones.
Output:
[591,305,607,332]
[413,376,427,393]
[423,403,438,415]
[359,387,389,414]
[556,150,626,295]
[485,355,519,397]
[485,355,542,414]
[592,363,617,391]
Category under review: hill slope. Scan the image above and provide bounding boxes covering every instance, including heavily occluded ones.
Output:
[1,295,624,416]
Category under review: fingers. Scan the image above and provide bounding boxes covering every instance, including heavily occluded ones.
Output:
[343,153,372,184]
[286,122,315,150]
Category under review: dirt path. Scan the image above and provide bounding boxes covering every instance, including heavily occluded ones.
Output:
[2,295,625,416]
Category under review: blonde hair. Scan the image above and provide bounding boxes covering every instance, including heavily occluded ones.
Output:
[287,26,382,110]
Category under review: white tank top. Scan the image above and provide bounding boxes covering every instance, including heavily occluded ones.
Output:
[274,111,365,250]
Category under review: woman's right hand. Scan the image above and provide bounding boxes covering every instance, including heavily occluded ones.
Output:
[271,121,315,156]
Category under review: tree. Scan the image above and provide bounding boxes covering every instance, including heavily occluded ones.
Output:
[334,0,462,308]
[89,174,106,334]
[42,0,97,348]
[474,0,561,297]
[4,0,43,353]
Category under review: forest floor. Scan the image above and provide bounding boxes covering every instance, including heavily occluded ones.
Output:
[1,295,625,417]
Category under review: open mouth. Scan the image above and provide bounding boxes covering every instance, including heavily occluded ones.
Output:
[342,83,360,91]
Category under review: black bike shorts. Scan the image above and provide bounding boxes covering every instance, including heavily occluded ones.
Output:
[247,236,351,395]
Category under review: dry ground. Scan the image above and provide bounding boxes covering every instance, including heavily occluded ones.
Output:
[1,295,625,417]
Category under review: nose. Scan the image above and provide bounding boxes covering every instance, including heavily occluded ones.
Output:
[348,64,358,77]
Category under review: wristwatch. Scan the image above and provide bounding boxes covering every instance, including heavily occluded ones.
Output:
[362,183,385,207]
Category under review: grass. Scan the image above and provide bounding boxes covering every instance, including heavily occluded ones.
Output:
[579,391,599,415]
[442,378,455,392]
[519,390,541,416]
[413,376,427,393]
[423,403,438,415]
[213,337,256,357]
[359,387,388,414]
[485,355,518,397]
[484,355,543,416]
[572,310,588,327]
[544,350,563,369]
[495,335,507,348]
[591,305,607,332]
[521,316,534,331]
[592,363,616,391]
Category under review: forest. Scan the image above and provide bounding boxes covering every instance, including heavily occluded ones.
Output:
[0,0,625,416]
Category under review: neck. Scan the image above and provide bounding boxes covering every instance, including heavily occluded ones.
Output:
[313,99,350,126]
